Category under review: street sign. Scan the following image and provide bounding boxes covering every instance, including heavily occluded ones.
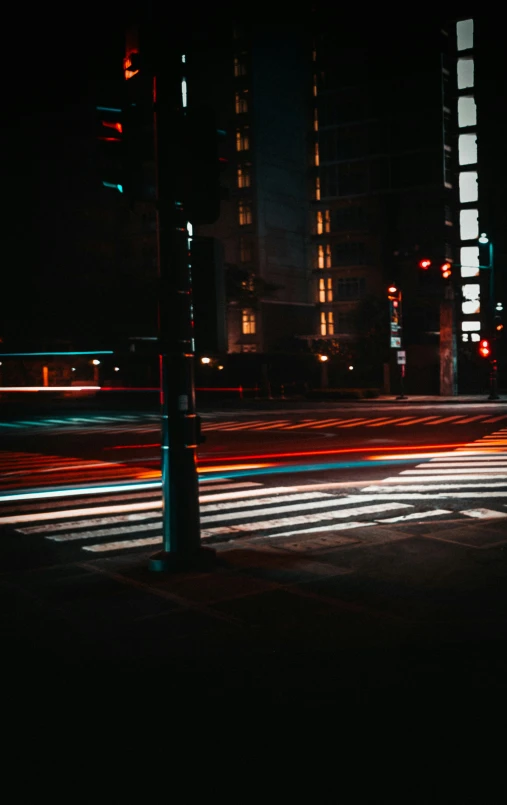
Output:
[390,336,401,348]
[397,350,406,365]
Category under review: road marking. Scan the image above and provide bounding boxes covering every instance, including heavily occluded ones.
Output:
[201,502,412,537]
[18,511,163,534]
[309,419,350,429]
[200,495,374,525]
[282,419,322,430]
[254,420,292,430]
[361,481,507,492]
[376,509,451,523]
[401,468,507,475]
[454,415,489,424]
[367,416,415,427]
[394,416,442,426]
[461,508,507,519]
[421,462,507,468]
[47,521,162,542]
[337,418,374,428]
[212,420,270,431]
[83,536,162,553]
[200,491,331,513]
[423,415,462,425]
[363,417,398,427]
[267,521,376,538]
[482,415,507,423]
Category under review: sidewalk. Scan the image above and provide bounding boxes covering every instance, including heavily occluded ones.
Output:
[3,514,507,701]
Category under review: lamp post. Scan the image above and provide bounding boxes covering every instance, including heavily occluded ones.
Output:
[318,354,329,389]
[478,234,499,400]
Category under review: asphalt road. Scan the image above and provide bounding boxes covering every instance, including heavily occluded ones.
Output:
[2,401,507,566]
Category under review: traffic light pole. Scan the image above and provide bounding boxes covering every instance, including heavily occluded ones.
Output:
[149,66,215,572]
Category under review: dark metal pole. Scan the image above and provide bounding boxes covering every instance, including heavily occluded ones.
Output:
[149,62,215,572]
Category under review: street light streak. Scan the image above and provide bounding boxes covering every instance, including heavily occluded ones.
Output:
[198,443,469,463]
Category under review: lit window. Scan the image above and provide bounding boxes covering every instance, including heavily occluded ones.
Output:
[460,246,480,277]
[312,49,317,62]
[462,283,480,316]
[316,210,323,234]
[326,277,333,302]
[458,132,477,165]
[235,91,248,114]
[457,57,474,89]
[462,333,469,342]
[239,237,252,262]
[237,166,251,188]
[314,109,318,132]
[320,311,334,335]
[315,177,321,200]
[458,95,477,127]
[459,171,478,203]
[314,142,319,166]
[242,309,256,334]
[324,209,330,233]
[461,320,480,332]
[460,208,479,241]
[470,332,480,342]
[317,244,331,269]
[234,57,246,77]
[236,129,250,151]
[238,201,252,226]
[313,76,317,97]
[457,19,473,51]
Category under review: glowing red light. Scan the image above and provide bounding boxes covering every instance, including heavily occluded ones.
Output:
[441,262,452,278]
[419,259,431,269]
[479,340,491,358]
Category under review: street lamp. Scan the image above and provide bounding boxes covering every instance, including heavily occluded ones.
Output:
[478,234,499,400]
[318,354,329,389]
[91,359,100,385]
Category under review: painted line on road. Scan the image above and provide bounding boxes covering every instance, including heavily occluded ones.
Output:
[393,416,442,426]
[461,508,507,519]
[201,502,412,537]
[200,495,375,525]
[376,509,451,523]
[83,536,162,553]
[361,481,507,492]
[401,468,507,475]
[267,521,376,538]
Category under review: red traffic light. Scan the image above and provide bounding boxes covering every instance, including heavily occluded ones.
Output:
[441,262,452,279]
[479,339,491,358]
[419,259,431,269]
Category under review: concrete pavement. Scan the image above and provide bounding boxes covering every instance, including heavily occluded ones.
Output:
[3,513,507,702]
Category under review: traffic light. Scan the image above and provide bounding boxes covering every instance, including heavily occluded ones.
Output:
[96,106,124,194]
[419,259,431,269]
[440,262,452,279]
[479,339,491,358]
[387,285,401,302]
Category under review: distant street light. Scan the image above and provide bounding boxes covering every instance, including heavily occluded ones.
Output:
[201,356,211,364]
[317,354,329,388]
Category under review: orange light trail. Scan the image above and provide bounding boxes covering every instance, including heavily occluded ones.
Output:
[196,442,469,463]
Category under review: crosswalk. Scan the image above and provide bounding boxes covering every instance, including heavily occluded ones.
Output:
[201,414,507,432]
[2,429,507,556]
[1,412,506,434]
[0,412,160,434]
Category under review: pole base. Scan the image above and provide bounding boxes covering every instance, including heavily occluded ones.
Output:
[149,546,217,573]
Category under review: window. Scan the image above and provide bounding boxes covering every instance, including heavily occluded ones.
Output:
[319,277,333,303]
[458,95,477,128]
[457,57,474,89]
[324,209,330,232]
[239,237,252,262]
[235,91,248,114]
[462,283,480,316]
[314,142,320,166]
[242,309,256,334]
[314,109,319,132]
[237,165,251,188]
[313,75,318,97]
[317,244,331,269]
[460,208,479,241]
[461,320,480,332]
[315,177,321,200]
[336,277,365,299]
[316,210,323,235]
[459,170,478,203]
[457,19,474,51]
[320,311,334,335]
[238,201,252,226]
[236,128,250,151]
[234,56,246,77]
[460,246,480,277]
